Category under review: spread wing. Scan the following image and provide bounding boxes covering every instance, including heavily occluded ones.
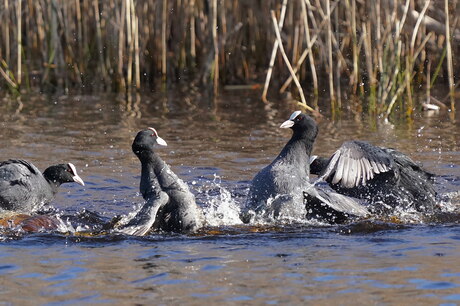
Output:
[117,191,169,236]
[316,141,393,188]
[304,185,369,223]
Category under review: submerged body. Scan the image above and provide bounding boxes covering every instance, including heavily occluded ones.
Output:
[0,159,84,212]
[311,140,437,214]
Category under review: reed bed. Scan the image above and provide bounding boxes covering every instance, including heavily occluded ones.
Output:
[0,0,458,116]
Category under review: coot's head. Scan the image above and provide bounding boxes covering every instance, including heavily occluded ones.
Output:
[43,163,85,186]
[132,127,168,155]
[280,111,318,140]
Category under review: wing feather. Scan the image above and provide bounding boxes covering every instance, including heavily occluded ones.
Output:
[315,141,395,189]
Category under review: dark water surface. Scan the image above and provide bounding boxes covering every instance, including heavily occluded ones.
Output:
[0,92,459,304]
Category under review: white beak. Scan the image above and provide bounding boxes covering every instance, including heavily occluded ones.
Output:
[156,136,168,146]
[280,120,295,128]
[72,174,85,186]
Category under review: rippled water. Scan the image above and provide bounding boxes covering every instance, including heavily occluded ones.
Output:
[0,91,459,304]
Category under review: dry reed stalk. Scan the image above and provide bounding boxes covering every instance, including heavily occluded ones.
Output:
[404,0,430,116]
[279,0,338,94]
[376,0,382,76]
[404,55,413,116]
[118,0,126,90]
[270,10,314,113]
[25,0,32,53]
[75,0,82,70]
[94,0,109,85]
[426,57,431,102]
[362,22,376,110]
[334,3,341,109]
[126,0,133,87]
[130,0,137,87]
[385,83,406,119]
[292,24,300,67]
[413,33,433,64]
[82,0,88,67]
[344,0,359,93]
[396,0,410,38]
[16,0,21,87]
[104,3,114,86]
[381,37,402,106]
[161,0,167,81]
[377,4,391,103]
[212,0,219,95]
[410,0,430,57]
[0,64,17,89]
[190,0,196,61]
[326,0,335,105]
[219,1,227,43]
[383,0,410,112]
[0,0,457,117]
[134,14,140,89]
[301,0,318,98]
[311,0,348,71]
[444,0,455,113]
[34,1,44,65]
[261,0,288,103]
[4,0,10,64]
[43,0,59,86]
[304,0,318,29]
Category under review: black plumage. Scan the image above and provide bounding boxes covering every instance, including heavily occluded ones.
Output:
[118,128,204,235]
[310,140,437,213]
[243,111,369,223]
[0,159,84,212]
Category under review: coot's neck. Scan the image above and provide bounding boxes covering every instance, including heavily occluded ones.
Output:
[136,149,166,197]
[44,178,60,195]
[278,131,315,162]
[43,167,64,195]
[136,149,167,173]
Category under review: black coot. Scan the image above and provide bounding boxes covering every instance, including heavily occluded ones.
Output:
[0,160,85,212]
[310,140,437,213]
[118,128,204,235]
[243,111,369,223]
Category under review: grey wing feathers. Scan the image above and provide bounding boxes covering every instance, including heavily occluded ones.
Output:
[0,159,40,183]
[0,159,40,175]
[117,191,169,236]
[306,185,370,217]
[316,141,393,188]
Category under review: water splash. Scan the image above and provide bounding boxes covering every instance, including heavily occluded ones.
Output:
[242,192,323,226]
[199,174,243,226]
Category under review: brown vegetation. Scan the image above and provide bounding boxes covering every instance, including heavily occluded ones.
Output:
[0,0,458,116]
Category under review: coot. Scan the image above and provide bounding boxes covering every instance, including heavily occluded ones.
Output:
[118,128,204,235]
[243,111,369,223]
[0,160,85,212]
